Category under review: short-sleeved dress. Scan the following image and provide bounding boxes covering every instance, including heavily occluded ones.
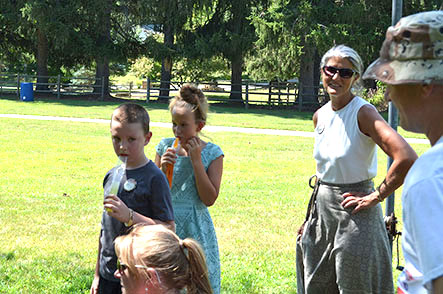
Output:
[156,138,223,294]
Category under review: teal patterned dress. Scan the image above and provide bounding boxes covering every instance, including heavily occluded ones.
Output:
[156,138,223,294]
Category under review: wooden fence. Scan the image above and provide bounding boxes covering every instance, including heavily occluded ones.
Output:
[0,73,327,110]
[144,79,327,110]
[0,73,103,99]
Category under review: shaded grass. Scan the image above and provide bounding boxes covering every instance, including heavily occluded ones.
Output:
[0,100,431,293]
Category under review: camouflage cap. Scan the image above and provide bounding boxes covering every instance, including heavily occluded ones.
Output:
[363,11,443,85]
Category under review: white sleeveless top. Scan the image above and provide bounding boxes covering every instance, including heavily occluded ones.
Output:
[313,96,377,184]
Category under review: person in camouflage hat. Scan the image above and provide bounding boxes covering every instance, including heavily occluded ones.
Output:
[364,10,443,85]
[363,10,443,294]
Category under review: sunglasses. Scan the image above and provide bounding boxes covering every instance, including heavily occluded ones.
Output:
[117,260,150,272]
[116,260,162,283]
[322,66,355,79]
[117,259,129,273]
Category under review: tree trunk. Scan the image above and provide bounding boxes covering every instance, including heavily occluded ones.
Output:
[298,42,319,110]
[159,24,174,101]
[313,48,323,105]
[228,1,245,103]
[93,0,111,98]
[229,55,243,102]
[94,57,110,98]
[36,28,49,91]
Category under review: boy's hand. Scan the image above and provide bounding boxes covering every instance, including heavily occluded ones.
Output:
[160,148,177,172]
[90,275,99,294]
[186,137,204,162]
[103,195,131,223]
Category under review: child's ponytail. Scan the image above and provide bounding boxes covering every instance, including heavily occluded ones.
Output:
[182,238,213,294]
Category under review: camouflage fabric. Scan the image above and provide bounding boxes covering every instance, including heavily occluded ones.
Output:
[363,11,443,85]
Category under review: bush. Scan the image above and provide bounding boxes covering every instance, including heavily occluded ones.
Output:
[364,81,388,112]
[129,57,161,80]
[111,73,143,88]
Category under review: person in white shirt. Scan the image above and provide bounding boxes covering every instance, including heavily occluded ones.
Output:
[296,44,417,294]
[363,10,443,294]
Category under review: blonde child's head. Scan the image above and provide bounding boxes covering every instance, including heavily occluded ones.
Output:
[169,84,208,125]
[114,224,213,294]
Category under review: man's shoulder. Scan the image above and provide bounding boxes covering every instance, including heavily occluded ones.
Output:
[410,141,443,175]
[404,141,443,195]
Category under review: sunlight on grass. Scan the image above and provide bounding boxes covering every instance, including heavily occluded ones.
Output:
[0,98,431,293]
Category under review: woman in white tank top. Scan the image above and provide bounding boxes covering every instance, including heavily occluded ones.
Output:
[296,45,417,294]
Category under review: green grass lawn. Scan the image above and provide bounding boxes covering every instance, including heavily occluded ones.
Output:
[0,97,430,293]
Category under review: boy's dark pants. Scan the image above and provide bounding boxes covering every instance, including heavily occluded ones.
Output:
[99,275,121,294]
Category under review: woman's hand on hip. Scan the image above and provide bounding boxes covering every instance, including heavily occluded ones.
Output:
[341,191,379,214]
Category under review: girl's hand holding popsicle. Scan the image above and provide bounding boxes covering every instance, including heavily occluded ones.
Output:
[162,138,180,187]
[160,148,177,171]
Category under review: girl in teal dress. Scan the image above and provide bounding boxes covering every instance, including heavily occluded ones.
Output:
[155,84,223,294]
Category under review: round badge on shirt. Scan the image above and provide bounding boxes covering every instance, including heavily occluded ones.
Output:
[124,178,137,192]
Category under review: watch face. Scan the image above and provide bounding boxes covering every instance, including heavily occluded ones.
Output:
[124,178,137,192]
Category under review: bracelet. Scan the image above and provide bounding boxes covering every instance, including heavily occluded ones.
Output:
[376,185,384,202]
[124,208,134,227]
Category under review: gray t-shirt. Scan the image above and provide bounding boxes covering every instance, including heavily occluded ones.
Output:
[99,160,174,281]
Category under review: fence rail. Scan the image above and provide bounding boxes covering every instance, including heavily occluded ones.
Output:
[0,73,327,110]
[0,73,103,99]
[144,79,326,110]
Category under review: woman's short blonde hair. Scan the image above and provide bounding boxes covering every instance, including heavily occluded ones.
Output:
[115,224,213,294]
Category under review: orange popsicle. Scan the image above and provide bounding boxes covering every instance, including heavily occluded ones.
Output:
[166,138,179,188]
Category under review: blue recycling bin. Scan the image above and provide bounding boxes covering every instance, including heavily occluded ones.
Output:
[20,82,34,101]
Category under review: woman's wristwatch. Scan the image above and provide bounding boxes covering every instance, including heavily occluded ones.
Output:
[376,185,384,202]
[125,208,134,227]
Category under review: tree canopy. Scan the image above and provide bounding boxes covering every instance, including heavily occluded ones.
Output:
[1,0,441,104]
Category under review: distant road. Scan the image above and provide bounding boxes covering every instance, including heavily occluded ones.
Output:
[0,113,428,144]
